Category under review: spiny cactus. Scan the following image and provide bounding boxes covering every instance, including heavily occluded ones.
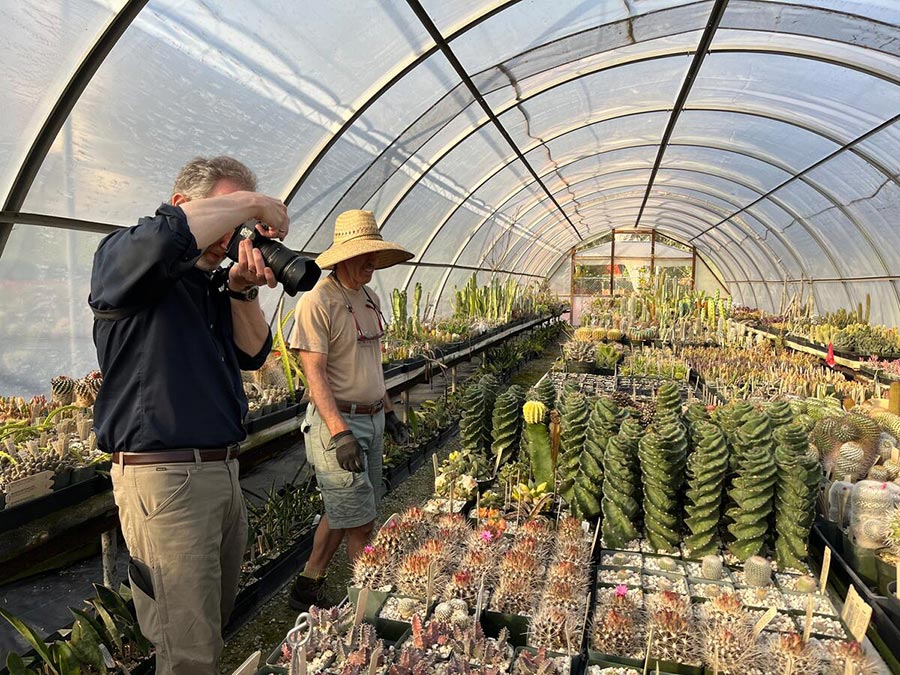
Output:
[352,545,391,589]
[774,423,822,570]
[727,412,777,561]
[492,385,526,469]
[648,604,696,666]
[601,420,643,548]
[701,555,723,580]
[849,480,900,549]
[764,400,795,432]
[701,618,762,674]
[683,421,729,558]
[558,392,600,519]
[639,413,688,553]
[765,633,824,674]
[528,604,582,655]
[522,401,553,488]
[395,553,446,599]
[50,375,75,406]
[460,376,502,456]
[742,556,772,587]
[590,601,646,659]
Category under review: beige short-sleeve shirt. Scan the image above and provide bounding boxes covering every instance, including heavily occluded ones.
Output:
[289,275,386,404]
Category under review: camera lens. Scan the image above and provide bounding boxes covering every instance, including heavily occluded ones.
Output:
[253,238,320,296]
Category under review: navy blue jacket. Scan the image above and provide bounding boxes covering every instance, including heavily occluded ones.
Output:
[89,203,271,453]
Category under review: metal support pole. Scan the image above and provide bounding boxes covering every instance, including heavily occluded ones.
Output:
[401,390,410,424]
[101,528,117,588]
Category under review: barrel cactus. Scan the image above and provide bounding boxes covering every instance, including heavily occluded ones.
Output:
[601,418,643,548]
[727,412,777,561]
[491,385,525,468]
[774,423,822,570]
[849,480,900,549]
[640,413,689,553]
[683,421,729,558]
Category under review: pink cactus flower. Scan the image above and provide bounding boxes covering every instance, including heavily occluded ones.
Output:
[615,584,628,598]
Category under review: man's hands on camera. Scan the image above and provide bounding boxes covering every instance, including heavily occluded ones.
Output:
[385,410,410,446]
[251,193,289,241]
[332,430,365,473]
[229,238,276,291]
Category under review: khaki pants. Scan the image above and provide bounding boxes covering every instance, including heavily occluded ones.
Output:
[111,456,247,675]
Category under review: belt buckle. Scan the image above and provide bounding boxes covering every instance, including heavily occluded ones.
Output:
[349,403,358,415]
[225,443,239,460]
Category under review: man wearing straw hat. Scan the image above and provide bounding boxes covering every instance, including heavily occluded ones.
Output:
[287,209,413,609]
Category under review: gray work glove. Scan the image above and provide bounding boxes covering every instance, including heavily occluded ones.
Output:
[332,431,365,473]
[384,410,410,446]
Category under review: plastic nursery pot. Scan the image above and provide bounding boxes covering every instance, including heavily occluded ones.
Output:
[514,646,578,675]
[482,607,530,647]
[645,658,703,675]
[373,595,422,643]
[565,361,597,374]
[843,537,879,588]
[586,649,643,670]
[883,582,900,625]
[875,552,898,597]
[70,464,96,484]
[52,466,73,490]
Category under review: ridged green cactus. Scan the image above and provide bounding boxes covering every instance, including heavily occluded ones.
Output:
[765,400,794,432]
[639,413,688,553]
[655,382,683,420]
[727,412,777,560]
[601,422,642,548]
[559,392,600,519]
[460,376,501,455]
[683,421,729,558]
[521,400,552,486]
[535,377,556,413]
[774,423,822,570]
[684,403,710,448]
[583,398,622,500]
[491,385,525,468]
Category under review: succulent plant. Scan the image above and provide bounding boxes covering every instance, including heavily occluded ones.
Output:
[654,382,683,420]
[590,586,646,659]
[558,392,601,519]
[701,555,723,580]
[512,646,566,675]
[639,412,688,553]
[742,556,772,587]
[601,418,643,548]
[491,385,526,468]
[701,618,762,674]
[535,377,557,414]
[460,376,500,455]
[528,604,582,655]
[763,632,824,673]
[50,375,75,406]
[352,545,392,589]
[823,640,878,674]
[522,401,554,488]
[374,518,422,559]
[774,423,821,570]
[727,412,777,561]
[683,421,729,558]
[764,400,795,432]
[850,480,900,549]
[395,552,447,599]
[647,602,696,666]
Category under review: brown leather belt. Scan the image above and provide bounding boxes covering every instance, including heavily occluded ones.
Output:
[112,445,239,466]
[335,400,384,415]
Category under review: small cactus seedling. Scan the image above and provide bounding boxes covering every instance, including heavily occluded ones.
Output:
[743,556,772,587]
[794,575,818,594]
[701,555,723,580]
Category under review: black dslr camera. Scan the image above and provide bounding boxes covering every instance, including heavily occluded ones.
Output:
[225,222,320,296]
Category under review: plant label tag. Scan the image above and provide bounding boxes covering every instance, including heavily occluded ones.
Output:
[819,548,832,595]
[425,561,435,613]
[230,650,261,675]
[803,595,815,643]
[892,448,899,462]
[432,455,439,486]
[841,585,872,641]
[5,470,54,507]
[753,606,778,638]
[642,626,654,675]
[368,647,382,675]
[354,588,368,627]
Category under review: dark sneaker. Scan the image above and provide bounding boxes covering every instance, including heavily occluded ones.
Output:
[288,575,327,611]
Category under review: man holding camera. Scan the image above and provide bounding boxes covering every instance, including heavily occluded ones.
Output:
[89,156,302,675]
[287,209,413,609]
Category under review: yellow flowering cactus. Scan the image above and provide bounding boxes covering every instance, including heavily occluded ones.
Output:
[523,400,547,425]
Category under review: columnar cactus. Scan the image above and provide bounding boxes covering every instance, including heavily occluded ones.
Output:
[654,382,683,420]
[601,424,642,548]
[558,392,600,519]
[774,423,822,570]
[583,398,621,502]
[684,403,711,448]
[491,385,525,468]
[522,401,553,487]
[535,377,556,415]
[727,412,777,561]
[683,421,729,558]
[639,412,688,553]
[460,383,493,456]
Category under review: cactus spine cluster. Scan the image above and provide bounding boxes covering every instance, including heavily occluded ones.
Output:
[683,421,729,558]
[639,413,688,553]
[601,417,643,548]
[727,412,777,561]
[491,385,525,468]
[774,423,821,570]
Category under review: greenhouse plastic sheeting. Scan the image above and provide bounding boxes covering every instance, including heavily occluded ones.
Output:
[2,0,900,395]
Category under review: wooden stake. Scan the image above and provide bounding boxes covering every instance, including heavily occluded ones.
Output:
[642,626,655,675]
[890,382,900,415]
[819,547,831,595]
[803,594,814,643]
[432,454,440,491]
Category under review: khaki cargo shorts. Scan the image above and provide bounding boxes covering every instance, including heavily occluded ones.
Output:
[302,403,383,529]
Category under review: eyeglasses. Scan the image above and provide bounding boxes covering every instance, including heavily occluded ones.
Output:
[332,275,385,343]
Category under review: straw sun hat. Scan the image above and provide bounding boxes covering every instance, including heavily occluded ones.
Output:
[315,209,414,271]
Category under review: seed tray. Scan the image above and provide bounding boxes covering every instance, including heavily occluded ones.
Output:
[683,560,733,582]
[594,585,644,607]
[734,584,784,608]
[687,579,735,599]
[596,566,641,587]
[642,554,686,575]
[599,550,642,569]
[641,572,689,595]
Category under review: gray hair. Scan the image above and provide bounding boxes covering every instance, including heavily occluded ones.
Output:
[172,156,257,199]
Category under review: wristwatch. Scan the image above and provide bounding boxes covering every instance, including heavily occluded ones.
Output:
[227,284,259,302]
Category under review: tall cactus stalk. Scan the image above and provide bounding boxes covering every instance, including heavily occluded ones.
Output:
[774,423,821,570]
[683,422,729,558]
[411,282,422,337]
[639,412,688,553]
[559,392,599,519]
[491,385,525,469]
[523,401,554,486]
[601,418,643,548]
[727,412,777,560]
